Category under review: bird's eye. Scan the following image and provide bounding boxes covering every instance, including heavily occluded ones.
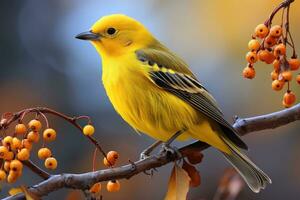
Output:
[107,27,116,35]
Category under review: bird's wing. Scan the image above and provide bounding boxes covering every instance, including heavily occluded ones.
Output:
[136,48,248,150]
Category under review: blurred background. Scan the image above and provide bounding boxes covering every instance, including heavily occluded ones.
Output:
[0,0,300,199]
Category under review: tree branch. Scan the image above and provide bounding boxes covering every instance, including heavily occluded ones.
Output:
[4,103,300,200]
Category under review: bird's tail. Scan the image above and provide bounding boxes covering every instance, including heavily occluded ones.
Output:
[220,136,272,193]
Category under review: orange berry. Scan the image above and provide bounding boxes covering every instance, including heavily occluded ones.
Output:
[106,180,120,192]
[274,44,286,57]
[297,74,300,84]
[258,50,275,64]
[45,157,57,169]
[83,125,95,136]
[255,24,269,38]
[28,119,42,131]
[22,139,32,151]
[248,39,260,51]
[0,146,9,159]
[4,161,10,172]
[10,159,23,172]
[11,137,22,151]
[43,128,56,142]
[264,36,277,47]
[273,59,281,71]
[288,58,300,71]
[270,25,282,37]
[243,66,255,79]
[17,148,30,161]
[281,71,292,81]
[246,51,258,64]
[90,182,102,193]
[0,170,7,181]
[15,123,27,135]
[103,157,114,167]
[107,151,119,162]
[283,91,296,106]
[272,80,284,91]
[2,136,13,147]
[4,151,14,161]
[7,171,18,183]
[38,148,52,160]
[27,131,40,143]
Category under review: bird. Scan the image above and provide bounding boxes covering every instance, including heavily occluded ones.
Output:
[76,14,271,193]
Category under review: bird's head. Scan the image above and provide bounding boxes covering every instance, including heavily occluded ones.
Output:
[76,14,154,57]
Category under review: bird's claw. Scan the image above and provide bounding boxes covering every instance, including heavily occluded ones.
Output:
[160,143,182,158]
[140,152,149,160]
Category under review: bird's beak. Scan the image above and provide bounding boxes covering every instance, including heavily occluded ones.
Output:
[75,30,100,41]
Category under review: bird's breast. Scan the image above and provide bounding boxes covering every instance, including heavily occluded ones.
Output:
[101,55,200,141]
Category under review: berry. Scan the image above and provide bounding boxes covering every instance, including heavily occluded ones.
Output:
[43,128,57,142]
[274,44,286,57]
[283,91,296,106]
[22,139,33,151]
[38,148,52,160]
[258,50,275,64]
[103,157,114,167]
[28,119,42,131]
[0,146,9,159]
[11,137,22,151]
[5,151,14,161]
[281,71,292,81]
[272,80,284,91]
[83,125,95,136]
[90,182,102,193]
[0,170,7,181]
[245,51,258,64]
[17,148,30,161]
[297,74,300,84]
[106,180,120,192]
[45,157,57,169]
[243,66,255,79]
[255,24,269,38]
[271,70,279,80]
[248,39,260,51]
[2,136,13,147]
[264,36,277,47]
[10,159,23,172]
[270,25,282,37]
[4,161,10,172]
[107,151,119,163]
[273,59,281,71]
[7,172,18,183]
[282,100,291,108]
[27,131,40,143]
[288,58,300,71]
[15,123,27,135]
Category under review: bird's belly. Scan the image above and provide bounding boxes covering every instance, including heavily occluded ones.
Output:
[104,74,201,141]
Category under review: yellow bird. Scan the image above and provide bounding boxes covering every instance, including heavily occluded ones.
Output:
[76,14,271,192]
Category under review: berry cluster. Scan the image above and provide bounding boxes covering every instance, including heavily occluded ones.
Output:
[89,150,121,196]
[0,119,59,183]
[243,0,299,108]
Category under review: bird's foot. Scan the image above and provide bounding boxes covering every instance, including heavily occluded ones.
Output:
[159,143,182,158]
[139,151,150,160]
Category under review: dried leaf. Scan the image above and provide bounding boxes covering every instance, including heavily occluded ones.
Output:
[213,168,245,200]
[182,161,201,187]
[9,186,40,200]
[8,187,23,196]
[186,151,203,165]
[164,163,191,200]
